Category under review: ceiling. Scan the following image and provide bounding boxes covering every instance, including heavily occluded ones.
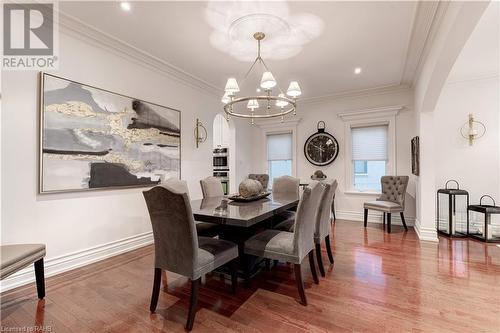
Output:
[60,1,422,99]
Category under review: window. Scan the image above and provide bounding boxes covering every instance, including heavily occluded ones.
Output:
[267,132,292,186]
[351,125,388,191]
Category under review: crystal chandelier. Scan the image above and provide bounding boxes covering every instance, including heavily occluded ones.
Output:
[222,32,301,124]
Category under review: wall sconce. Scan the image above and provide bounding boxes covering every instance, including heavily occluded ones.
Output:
[194,118,207,148]
[460,113,486,146]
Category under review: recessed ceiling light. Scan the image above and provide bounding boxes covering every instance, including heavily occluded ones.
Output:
[256,88,261,93]
[120,1,131,11]
[354,67,362,74]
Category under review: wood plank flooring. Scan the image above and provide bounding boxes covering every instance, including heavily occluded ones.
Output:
[1,221,499,332]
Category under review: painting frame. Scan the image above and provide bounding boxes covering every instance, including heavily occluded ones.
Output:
[38,72,181,194]
[411,136,419,176]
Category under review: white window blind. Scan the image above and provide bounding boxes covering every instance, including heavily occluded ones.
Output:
[267,133,292,161]
[352,125,388,161]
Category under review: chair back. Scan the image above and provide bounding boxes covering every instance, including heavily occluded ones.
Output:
[163,178,190,197]
[272,175,299,199]
[379,176,409,207]
[316,179,336,240]
[248,174,269,190]
[143,186,199,277]
[292,181,326,260]
[200,176,224,198]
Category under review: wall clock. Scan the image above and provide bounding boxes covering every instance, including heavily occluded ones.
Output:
[304,121,339,166]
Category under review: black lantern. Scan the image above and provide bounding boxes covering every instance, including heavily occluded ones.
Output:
[437,180,469,237]
[468,195,500,243]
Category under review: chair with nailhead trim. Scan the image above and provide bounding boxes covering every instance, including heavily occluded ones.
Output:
[363,176,409,233]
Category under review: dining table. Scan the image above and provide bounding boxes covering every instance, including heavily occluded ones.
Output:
[190,193,299,280]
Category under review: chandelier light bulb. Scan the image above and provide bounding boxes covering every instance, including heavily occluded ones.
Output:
[247,99,259,111]
[286,81,301,97]
[260,72,277,90]
[224,78,240,95]
[221,92,231,104]
[276,94,289,108]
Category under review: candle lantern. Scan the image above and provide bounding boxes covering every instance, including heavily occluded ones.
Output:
[437,180,469,237]
[468,195,500,243]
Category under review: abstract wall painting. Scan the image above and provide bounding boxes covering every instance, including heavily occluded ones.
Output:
[411,136,419,176]
[39,73,181,193]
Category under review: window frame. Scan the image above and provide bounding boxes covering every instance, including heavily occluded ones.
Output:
[257,118,300,179]
[339,106,401,195]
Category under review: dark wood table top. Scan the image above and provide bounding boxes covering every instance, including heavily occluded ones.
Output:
[191,193,299,227]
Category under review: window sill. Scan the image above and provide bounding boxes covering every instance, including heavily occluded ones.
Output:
[344,190,381,196]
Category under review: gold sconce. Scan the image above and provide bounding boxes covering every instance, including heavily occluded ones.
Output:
[194,118,207,148]
[460,114,486,146]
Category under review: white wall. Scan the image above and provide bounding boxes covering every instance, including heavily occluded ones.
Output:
[412,1,491,241]
[434,76,500,204]
[250,87,417,224]
[0,29,252,290]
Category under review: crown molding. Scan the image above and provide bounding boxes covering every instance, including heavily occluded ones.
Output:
[300,84,411,105]
[405,1,450,87]
[337,105,404,121]
[401,1,440,86]
[57,11,221,98]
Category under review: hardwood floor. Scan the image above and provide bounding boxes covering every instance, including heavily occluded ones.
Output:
[1,221,499,332]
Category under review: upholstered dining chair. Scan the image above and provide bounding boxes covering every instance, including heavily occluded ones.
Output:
[363,176,409,234]
[143,186,238,331]
[272,175,300,222]
[244,181,326,305]
[200,176,224,198]
[273,179,337,277]
[0,244,46,299]
[248,174,270,191]
[272,175,300,198]
[164,178,220,238]
[314,179,337,276]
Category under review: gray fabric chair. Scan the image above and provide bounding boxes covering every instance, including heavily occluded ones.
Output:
[273,179,338,277]
[244,181,326,305]
[363,176,409,233]
[143,186,238,331]
[164,178,220,238]
[272,175,300,222]
[200,176,224,198]
[0,244,46,299]
[272,175,300,197]
[314,179,337,276]
[248,174,269,190]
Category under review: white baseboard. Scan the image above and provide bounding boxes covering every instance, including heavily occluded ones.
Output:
[336,210,415,226]
[0,232,153,293]
[414,219,439,242]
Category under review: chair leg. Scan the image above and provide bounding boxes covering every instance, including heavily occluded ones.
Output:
[293,264,307,306]
[265,258,271,271]
[34,259,45,299]
[308,250,319,284]
[230,260,238,294]
[325,235,334,265]
[387,213,392,234]
[400,212,408,231]
[364,209,368,227]
[332,198,336,223]
[383,213,386,227]
[315,243,325,277]
[150,268,162,313]
[186,278,201,331]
